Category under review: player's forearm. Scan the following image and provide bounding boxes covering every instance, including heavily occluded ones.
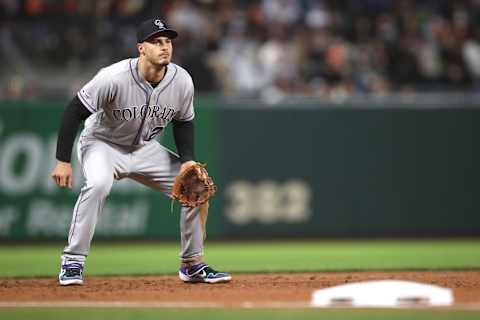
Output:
[172,119,195,163]
[55,96,92,162]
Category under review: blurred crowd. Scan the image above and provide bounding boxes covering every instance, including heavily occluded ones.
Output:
[1,0,480,101]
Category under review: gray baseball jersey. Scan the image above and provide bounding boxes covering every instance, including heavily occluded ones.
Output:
[78,58,194,146]
[62,58,204,266]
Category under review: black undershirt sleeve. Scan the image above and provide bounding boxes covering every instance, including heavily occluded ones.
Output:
[172,119,195,163]
[55,96,92,162]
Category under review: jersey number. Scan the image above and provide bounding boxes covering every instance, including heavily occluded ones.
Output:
[146,126,164,141]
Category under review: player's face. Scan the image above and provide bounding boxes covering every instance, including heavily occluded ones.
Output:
[139,36,173,66]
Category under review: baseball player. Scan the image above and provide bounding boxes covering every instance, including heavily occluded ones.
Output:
[51,18,231,285]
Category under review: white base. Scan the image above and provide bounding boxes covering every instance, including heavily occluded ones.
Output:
[311,280,453,307]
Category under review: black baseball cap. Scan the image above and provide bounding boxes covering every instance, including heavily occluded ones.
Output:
[136,18,178,43]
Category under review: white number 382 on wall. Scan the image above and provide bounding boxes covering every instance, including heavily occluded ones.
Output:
[225,179,312,225]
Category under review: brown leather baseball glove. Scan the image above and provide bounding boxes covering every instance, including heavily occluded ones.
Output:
[171,163,216,208]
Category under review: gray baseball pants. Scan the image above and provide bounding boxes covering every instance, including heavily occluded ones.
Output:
[61,138,204,264]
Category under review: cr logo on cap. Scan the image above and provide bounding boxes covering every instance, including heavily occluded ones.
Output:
[154,19,164,29]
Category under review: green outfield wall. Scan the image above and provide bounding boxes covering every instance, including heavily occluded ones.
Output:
[219,101,480,237]
[1,98,479,239]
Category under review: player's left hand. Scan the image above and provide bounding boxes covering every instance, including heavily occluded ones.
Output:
[172,162,216,208]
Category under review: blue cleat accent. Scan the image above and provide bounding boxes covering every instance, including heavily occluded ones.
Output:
[58,263,84,286]
[179,263,232,283]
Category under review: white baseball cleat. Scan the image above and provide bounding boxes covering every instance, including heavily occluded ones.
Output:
[179,263,232,283]
[58,263,84,285]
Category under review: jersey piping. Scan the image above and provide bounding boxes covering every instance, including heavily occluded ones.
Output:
[77,92,97,114]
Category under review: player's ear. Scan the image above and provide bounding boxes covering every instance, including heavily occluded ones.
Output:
[137,43,144,56]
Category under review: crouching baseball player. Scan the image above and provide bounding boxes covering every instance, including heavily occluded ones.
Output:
[51,18,231,285]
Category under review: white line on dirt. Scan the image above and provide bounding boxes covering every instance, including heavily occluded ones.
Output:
[1,301,480,310]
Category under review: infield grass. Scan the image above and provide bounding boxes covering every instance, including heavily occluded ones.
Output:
[0,239,479,277]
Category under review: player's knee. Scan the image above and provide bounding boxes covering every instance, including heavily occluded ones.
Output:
[88,177,113,196]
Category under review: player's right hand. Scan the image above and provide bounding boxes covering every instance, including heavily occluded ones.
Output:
[51,161,73,189]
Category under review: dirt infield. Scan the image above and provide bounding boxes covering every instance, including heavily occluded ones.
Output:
[1,271,479,307]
